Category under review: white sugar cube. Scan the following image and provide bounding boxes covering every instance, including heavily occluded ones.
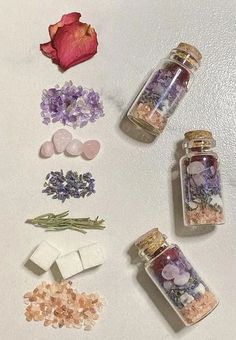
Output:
[30,241,60,272]
[79,242,105,270]
[56,251,83,279]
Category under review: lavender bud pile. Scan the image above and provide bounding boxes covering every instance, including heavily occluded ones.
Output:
[42,170,95,202]
[41,81,104,128]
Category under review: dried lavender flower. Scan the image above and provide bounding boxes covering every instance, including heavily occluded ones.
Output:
[40,81,104,128]
[42,170,96,202]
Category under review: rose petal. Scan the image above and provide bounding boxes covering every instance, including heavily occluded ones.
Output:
[40,42,58,61]
[53,23,98,70]
[40,12,98,71]
[49,12,82,39]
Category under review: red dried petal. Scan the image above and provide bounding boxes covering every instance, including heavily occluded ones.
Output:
[164,247,179,261]
[49,12,81,39]
[152,255,167,274]
[40,42,58,61]
[152,247,179,274]
[53,23,98,70]
[40,12,98,71]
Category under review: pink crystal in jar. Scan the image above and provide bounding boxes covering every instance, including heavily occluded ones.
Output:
[146,245,218,326]
[180,132,224,226]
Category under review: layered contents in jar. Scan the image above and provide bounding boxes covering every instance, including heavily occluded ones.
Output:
[129,62,190,133]
[181,154,224,226]
[147,246,218,325]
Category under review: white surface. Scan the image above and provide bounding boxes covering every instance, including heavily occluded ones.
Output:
[0,1,236,339]
[79,242,105,269]
[56,251,83,279]
[29,241,61,272]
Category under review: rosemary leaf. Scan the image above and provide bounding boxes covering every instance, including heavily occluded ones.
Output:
[25,211,106,233]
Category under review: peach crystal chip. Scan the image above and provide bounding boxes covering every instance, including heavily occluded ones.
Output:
[133,103,167,132]
[186,205,224,225]
[23,281,104,330]
[180,291,218,325]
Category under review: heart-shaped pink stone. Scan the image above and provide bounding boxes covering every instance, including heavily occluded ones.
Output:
[82,140,100,160]
[65,139,83,156]
[162,264,179,280]
[174,272,190,286]
[40,141,54,158]
[187,161,205,175]
[52,129,72,153]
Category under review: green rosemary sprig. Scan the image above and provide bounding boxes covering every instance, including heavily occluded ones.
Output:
[25,211,105,234]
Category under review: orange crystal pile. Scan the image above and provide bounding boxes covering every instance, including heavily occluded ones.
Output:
[24,281,104,330]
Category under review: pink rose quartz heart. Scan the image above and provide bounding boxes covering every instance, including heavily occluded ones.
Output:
[187,161,205,175]
[174,272,190,286]
[40,141,54,158]
[82,140,100,160]
[162,264,179,280]
[65,139,83,156]
[52,129,72,153]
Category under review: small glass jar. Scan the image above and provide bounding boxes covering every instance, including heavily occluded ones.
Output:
[135,229,218,326]
[127,42,202,136]
[180,130,224,226]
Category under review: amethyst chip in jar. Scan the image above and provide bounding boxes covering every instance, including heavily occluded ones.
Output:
[127,43,202,136]
[179,130,224,226]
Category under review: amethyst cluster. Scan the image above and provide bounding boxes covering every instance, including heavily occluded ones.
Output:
[138,66,188,116]
[41,81,104,128]
[42,170,95,202]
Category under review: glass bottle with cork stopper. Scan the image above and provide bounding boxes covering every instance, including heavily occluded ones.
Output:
[180,130,224,226]
[127,42,202,136]
[135,228,218,326]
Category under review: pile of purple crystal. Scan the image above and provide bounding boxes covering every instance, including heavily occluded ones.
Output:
[40,81,104,128]
[42,170,96,202]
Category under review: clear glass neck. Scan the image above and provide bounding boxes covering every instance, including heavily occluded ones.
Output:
[168,49,200,72]
[138,241,169,262]
[183,138,215,154]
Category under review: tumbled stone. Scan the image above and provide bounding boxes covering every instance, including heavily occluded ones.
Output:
[52,129,72,153]
[82,140,100,160]
[65,139,83,156]
[40,141,54,158]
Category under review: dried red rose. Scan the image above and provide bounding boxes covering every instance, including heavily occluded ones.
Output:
[40,12,98,70]
[152,247,179,274]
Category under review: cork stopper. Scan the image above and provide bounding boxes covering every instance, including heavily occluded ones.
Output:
[184,130,213,141]
[183,130,215,149]
[177,42,202,63]
[135,228,166,257]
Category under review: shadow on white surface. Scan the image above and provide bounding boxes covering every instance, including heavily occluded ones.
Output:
[50,262,64,282]
[171,141,216,237]
[128,244,184,333]
[24,259,45,276]
[120,116,156,143]
[23,246,45,276]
